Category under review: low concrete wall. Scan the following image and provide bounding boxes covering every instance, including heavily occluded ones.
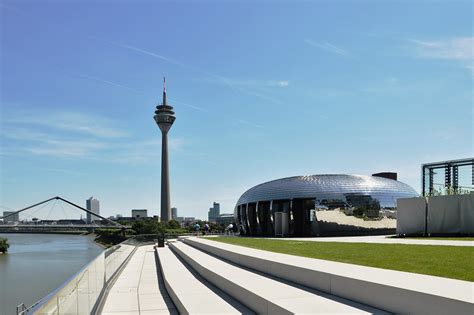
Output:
[397,197,427,235]
[428,195,474,234]
[398,194,474,235]
[184,238,474,315]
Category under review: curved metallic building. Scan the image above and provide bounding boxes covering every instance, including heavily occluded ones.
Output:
[235,174,418,237]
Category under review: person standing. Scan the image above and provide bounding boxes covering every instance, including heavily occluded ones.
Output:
[194,223,200,236]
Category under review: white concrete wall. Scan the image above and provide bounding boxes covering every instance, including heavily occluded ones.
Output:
[428,194,474,234]
[459,194,474,233]
[398,194,474,235]
[397,197,427,234]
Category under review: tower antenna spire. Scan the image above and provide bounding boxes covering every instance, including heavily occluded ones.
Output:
[163,77,167,105]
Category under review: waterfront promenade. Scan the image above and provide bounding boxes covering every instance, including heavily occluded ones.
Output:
[101,245,177,315]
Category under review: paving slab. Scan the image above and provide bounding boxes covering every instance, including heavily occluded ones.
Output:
[101,245,177,315]
[171,241,387,314]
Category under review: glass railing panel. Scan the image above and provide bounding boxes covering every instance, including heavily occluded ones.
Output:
[93,255,105,307]
[29,242,134,315]
[76,267,91,314]
[56,275,80,314]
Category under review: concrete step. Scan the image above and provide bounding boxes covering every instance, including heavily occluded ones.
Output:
[156,246,253,315]
[169,241,387,315]
[184,237,474,315]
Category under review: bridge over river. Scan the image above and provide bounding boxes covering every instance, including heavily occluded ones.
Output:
[0,196,127,234]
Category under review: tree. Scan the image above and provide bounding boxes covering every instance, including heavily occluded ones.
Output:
[0,238,9,253]
[95,229,127,246]
[166,220,180,229]
[131,220,166,235]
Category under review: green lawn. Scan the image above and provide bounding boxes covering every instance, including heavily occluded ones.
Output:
[208,237,474,282]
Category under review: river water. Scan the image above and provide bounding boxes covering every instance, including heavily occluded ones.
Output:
[0,233,103,315]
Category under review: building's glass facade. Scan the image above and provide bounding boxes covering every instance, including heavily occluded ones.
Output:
[235,174,418,237]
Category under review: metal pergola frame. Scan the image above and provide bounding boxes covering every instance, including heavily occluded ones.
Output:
[421,158,474,196]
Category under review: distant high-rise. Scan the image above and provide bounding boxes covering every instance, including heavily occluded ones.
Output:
[171,207,178,220]
[154,78,176,222]
[3,211,19,223]
[208,202,220,222]
[132,209,148,220]
[86,197,100,224]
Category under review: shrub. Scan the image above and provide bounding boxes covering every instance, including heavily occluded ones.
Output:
[95,229,127,246]
[166,220,181,230]
[0,238,9,253]
[131,220,166,235]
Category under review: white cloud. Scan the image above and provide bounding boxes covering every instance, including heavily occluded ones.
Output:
[96,38,287,104]
[408,37,473,74]
[3,127,107,158]
[305,39,348,56]
[169,98,208,113]
[235,119,264,129]
[269,80,290,88]
[409,37,473,61]
[7,111,128,138]
[90,36,185,67]
[75,74,138,92]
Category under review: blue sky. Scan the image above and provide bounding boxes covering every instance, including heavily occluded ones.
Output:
[1,0,472,220]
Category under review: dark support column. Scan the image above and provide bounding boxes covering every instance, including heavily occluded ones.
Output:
[247,203,259,236]
[422,166,426,196]
[452,166,459,193]
[269,200,275,235]
[286,200,293,236]
[241,204,249,235]
[292,199,303,237]
[445,165,452,191]
[255,201,260,234]
[258,201,272,236]
[429,168,434,195]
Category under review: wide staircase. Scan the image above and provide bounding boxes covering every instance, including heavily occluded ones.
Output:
[25,236,473,314]
[154,238,388,315]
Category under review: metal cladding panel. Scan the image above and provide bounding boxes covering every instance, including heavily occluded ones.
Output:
[236,174,418,208]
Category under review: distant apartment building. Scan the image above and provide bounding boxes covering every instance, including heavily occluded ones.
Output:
[183,217,196,225]
[208,202,220,222]
[86,197,100,224]
[171,207,178,220]
[3,211,19,223]
[214,213,235,226]
[132,209,148,220]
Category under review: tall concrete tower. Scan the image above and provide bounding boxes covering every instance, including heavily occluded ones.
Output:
[154,78,176,222]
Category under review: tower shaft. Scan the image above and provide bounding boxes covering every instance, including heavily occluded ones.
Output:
[161,131,171,221]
